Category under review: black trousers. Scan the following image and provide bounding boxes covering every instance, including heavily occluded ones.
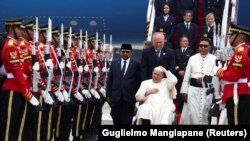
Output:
[0,90,25,141]
[81,103,95,139]
[111,99,135,125]
[89,100,105,137]
[72,102,88,140]
[54,103,74,141]
[226,94,250,125]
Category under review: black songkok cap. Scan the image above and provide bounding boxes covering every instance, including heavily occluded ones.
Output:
[120,44,132,50]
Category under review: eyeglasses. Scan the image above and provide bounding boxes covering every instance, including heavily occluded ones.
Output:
[121,50,131,54]
[199,44,209,48]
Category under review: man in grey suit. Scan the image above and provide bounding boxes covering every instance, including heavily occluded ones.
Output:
[106,44,141,125]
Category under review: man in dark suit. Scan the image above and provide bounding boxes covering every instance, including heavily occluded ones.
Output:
[141,32,176,81]
[176,10,198,51]
[106,44,141,125]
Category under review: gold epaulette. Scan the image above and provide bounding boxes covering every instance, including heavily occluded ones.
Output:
[87,49,91,53]
[38,44,43,48]
[8,39,14,47]
[20,41,25,46]
[237,46,244,53]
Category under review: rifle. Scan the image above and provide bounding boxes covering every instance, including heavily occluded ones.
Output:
[75,29,86,103]
[43,18,57,107]
[91,32,102,100]
[57,24,64,93]
[81,31,93,101]
[61,27,74,103]
[32,17,43,111]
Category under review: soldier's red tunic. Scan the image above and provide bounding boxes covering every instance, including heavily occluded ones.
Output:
[2,36,33,100]
[216,43,249,103]
[18,37,33,89]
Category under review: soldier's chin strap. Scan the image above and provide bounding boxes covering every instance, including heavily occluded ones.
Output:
[52,36,58,46]
[246,36,250,56]
[41,32,46,42]
[231,33,239,48]
[12,26,18,40]
[25,28,32,41]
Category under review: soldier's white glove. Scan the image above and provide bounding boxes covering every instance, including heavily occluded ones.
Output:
[32,62,40,71]
[90,88,100,99]
[45,59,54,69]
[62,90,70,102]
[84,65,89,71]
[93,67,99,73]
[102,67,107,73]
[74,92,84,101]
[55,90,64,102]
[216,100,225,110]
[29,96,39,106]
[66,62,71,69]
[78,65,83,73]
[41,90,54,105]
[231,0,236,5]
[99,87,106,97]
[82,89,92,99]
[59,62,65,69]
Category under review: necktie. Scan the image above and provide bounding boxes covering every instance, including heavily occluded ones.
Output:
[183,48,186,53]
[121,60,127,76]
[186,23,189,30]
[156,51,160,59]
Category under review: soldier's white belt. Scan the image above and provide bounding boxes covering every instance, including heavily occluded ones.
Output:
[225,78,247,105]
[7,73,14,78]
[7,73,28,79]
[224,78,247,85]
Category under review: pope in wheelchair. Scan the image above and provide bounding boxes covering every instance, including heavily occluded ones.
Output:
[135,66,177,125]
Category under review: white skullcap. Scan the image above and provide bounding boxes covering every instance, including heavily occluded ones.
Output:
[154,66,166,73]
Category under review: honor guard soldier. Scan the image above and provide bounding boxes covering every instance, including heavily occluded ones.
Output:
[90,37,106,140]
[81,34,103,140]
[215,24,250,125]
[20,19,45,141]
[0,18,40,141]
[71,32,90,141]
[38,23,59,141]
[54,28,75,141]
[17,20,38,141]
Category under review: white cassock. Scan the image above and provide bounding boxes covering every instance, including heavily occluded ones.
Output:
[135,71,177,125]
[179,53,216,125]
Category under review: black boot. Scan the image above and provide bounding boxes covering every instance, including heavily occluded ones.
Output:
[142,119,151,125]
[73,136,81,141]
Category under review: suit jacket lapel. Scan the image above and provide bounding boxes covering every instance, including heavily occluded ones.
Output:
[124,60,133,77]
[117,60,123,77]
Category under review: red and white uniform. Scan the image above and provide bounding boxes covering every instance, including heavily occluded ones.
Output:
[216,43,249,103]
[2,36,33,100]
